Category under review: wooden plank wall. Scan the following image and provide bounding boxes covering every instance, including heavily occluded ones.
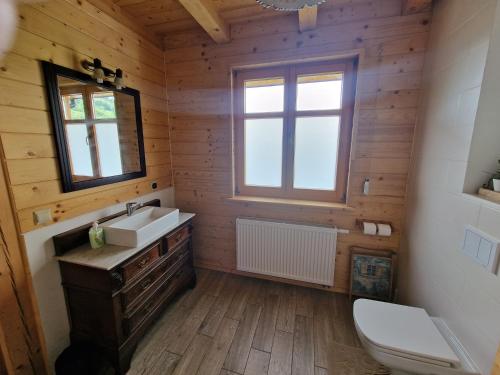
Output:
[165,0,431,293]
[0,0,172,371]
[0,159,46,373]
[0,0,172,233]
[493,345,500,375]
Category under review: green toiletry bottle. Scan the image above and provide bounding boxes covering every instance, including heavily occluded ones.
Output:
[89,221,105,249]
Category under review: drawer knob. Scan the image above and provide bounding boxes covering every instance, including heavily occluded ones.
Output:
[137,257,150,269]
[140,278,152,290]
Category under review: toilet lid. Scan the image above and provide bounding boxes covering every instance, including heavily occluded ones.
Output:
[353,299,460,367]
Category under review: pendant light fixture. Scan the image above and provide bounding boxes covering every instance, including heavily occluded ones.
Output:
[256,0,326,11]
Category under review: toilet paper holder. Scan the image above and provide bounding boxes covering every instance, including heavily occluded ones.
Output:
[355,219,393,236]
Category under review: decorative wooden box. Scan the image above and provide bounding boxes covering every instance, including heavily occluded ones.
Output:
[478,188,500,203]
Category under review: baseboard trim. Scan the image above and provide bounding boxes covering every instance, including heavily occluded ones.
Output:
[194,261,348,294]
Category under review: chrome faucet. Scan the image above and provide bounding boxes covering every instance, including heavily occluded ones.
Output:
[126,202,143,216]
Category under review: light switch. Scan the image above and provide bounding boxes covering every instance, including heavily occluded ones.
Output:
[462,225,500,274]
[464,230,480,257]
[478,239,493,267]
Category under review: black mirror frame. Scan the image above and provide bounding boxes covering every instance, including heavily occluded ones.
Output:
[41,61,147,193]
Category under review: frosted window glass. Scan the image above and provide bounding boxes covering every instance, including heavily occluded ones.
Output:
[95,123,123,177]
[245,78,284,113]
[245,118,283,187]
[297,74,342,111]
[66,124,93,176]
[293,116,340,190]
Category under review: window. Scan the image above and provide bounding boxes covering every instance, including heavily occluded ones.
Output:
[60,86,123,181]
[234,58,357,202]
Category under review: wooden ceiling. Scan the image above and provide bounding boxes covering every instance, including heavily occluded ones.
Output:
[115,0,271,35]
[90,0,432,48]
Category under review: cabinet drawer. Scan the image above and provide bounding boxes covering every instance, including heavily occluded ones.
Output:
[123,262,192,335]
[166,225,191,250]
[121,242,160,283]
[121,244,189,310]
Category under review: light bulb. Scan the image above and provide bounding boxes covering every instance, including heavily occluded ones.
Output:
[93,58,105,84]
[114,68,124,90]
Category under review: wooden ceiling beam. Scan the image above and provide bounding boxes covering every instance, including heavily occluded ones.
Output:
[298,5,317,32]
[178,0,230,43]
[402,0,432,15]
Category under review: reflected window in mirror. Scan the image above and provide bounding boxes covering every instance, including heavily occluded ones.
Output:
[42,62,146,192]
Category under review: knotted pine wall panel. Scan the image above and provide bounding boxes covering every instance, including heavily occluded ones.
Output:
[0,0,173,233]
[165,0,430,293]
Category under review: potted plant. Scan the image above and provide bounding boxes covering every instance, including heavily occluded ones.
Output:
[486,160,500,192]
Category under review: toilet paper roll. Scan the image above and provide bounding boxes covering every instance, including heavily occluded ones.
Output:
[363,222,377,235]
[377,223,392,237]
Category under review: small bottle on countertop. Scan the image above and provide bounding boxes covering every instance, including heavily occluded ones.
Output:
[89,221,105,249]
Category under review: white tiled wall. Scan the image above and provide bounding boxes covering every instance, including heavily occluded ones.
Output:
[401,1,500,374]
[466,0,500,191]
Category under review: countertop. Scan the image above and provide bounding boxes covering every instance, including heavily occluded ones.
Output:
[56,212,195,270]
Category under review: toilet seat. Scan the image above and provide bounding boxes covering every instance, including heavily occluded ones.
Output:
[356,325,455,368]
[353,299,460,368]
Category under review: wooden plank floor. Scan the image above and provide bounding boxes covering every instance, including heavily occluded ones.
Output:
[128,269,389,375]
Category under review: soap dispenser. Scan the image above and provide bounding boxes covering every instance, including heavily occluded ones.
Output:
[89,221,105,249]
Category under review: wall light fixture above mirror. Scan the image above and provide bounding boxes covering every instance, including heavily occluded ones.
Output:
[42,61,146,193]
[81,58,125,89]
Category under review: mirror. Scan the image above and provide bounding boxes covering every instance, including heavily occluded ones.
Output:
[42,61,146,192]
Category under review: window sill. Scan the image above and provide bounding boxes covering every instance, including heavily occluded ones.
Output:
[227,195,354,210]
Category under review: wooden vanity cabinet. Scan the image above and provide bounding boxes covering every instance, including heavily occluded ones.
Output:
[58,220,196,374]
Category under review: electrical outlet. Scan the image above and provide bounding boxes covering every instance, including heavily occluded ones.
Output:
[363,178,370,195]
[151,181,158,190]
[33,208,52,225]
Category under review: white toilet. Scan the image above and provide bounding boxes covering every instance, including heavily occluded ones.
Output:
[353,299,480,375]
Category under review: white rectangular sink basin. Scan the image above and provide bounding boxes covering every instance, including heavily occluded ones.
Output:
[102,206,180,247]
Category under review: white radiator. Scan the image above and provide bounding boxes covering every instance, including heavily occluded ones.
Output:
[236,218,348,286]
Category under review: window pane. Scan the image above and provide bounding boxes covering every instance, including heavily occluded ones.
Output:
[245,78,284,113]
[61,93,85,120]
[66,124,93,176]
[296,73,343,111]
[95,123,123,177]
[245,118,283,187]
[92,92,117,119]
[293,116,340,190]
